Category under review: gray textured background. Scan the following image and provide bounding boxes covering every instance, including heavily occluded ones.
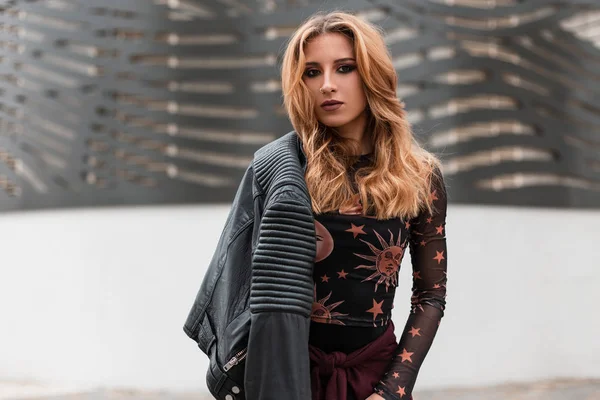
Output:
[0,0,599,211]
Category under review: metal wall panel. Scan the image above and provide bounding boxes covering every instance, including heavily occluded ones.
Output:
[0,0,598,211]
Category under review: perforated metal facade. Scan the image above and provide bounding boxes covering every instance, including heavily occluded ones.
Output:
[0,0,598,211]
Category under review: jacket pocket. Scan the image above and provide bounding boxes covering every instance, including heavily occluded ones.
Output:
[221,308,251,361]
[197,314,216,355]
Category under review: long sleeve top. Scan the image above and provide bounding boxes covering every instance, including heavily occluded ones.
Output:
[309,153,448,399]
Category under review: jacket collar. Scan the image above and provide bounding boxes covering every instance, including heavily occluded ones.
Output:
[252,131,310,195]
[295,132,308,173]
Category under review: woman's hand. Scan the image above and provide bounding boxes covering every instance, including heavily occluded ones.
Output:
[365,393,385,400]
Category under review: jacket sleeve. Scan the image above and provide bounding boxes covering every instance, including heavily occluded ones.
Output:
[373,169,448,399]
[244,189,316,400]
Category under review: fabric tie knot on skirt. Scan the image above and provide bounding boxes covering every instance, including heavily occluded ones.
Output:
[309,322,399,400]
[317,352,348,376]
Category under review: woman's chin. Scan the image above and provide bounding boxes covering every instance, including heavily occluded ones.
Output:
[317,116,349,128]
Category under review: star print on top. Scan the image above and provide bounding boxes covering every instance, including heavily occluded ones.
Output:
[311,212,409,328]
[308,153,448,400]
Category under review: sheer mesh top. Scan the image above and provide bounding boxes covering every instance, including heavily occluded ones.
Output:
[309,153,448,399]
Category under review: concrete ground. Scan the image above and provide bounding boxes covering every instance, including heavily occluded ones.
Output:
[2,378,599,400]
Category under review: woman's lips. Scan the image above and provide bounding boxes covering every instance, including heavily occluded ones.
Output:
[321,102,343,111]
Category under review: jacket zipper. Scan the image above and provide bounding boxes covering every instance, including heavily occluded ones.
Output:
[223,348,248,372]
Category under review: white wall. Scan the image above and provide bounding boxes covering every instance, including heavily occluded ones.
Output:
[0,204,599,393]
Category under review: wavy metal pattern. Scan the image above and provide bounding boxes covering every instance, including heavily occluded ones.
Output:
[0,0,598,211]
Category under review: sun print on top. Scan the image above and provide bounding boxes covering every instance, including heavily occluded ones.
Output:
[311,284,348,325]
[354,229,407,292]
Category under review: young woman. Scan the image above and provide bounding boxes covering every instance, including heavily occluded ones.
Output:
[279,10,448,400]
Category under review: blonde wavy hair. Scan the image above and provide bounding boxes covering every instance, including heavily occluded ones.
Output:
[281,10,443,220]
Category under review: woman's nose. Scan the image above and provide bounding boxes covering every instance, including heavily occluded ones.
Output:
[321,72,337,93]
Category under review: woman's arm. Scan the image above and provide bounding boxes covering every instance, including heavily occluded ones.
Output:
[373,169,448,399]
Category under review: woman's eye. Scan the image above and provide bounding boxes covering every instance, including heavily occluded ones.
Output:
[338,65,355,73]
[304,65,355,78]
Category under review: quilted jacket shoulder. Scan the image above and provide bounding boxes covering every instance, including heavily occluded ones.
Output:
[253,131,310,198]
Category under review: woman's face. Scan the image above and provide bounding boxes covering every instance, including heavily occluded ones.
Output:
[302,32,368,132]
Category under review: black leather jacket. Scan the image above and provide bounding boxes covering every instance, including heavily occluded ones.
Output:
[183,131,316,400]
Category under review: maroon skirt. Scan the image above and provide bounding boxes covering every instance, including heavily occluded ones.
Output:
[309,321,413,400]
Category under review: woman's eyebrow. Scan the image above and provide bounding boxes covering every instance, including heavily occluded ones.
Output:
[305,57,356,66]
